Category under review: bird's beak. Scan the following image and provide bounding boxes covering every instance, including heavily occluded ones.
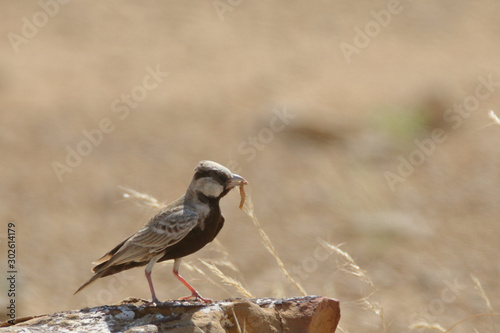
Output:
[226,174,248,189]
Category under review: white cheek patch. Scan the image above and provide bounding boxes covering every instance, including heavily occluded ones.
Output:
[197,178,224,198]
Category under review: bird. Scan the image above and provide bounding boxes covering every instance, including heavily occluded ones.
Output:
[74,160,247,304]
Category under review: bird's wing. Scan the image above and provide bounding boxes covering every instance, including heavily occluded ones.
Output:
[100,207,199,268]
[131,207,199,250]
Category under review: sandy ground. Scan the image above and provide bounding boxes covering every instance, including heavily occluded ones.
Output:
[1,1,500,331]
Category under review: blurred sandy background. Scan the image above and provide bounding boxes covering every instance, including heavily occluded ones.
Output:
[1,1,500,331]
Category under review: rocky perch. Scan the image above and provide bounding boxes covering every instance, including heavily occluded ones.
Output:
[0,296,340,333]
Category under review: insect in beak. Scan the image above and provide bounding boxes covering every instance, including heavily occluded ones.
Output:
[226,174,247,189]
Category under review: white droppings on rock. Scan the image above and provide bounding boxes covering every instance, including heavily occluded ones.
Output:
[114,307,136,320]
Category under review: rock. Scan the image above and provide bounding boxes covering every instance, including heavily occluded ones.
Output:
[0,296,340,333]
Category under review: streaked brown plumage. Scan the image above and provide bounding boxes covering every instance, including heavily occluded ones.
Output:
[75,160,247,304]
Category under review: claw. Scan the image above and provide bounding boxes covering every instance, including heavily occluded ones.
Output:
[173,258,213,304]
[178,292,212,303]
[143,297,162,307]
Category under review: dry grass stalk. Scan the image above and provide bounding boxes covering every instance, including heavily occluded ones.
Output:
[318,239,386,331]
[183,262,207,277]
[476,110,500,131]
[240,186,308,296]
[199,259,253,298]
[208,259,238,272]
[336,325,350,333]
[471,274,497,333]
[445,313,500,332]
[183,261,238,296]
[210,239,242,272]
[470,274,493,313]
[489,110,500,125]
[409,276,500,332]
[192,324,205,333]
[118,186,162,209]
[232,308,247,333]
[409,322,447,332]
[318,239,374,288]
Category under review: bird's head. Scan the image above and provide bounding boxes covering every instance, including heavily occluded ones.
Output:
[188,160,247,201]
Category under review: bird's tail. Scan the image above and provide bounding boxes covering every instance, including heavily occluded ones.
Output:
[74,270,106,295]
[74,240,125,295]
[74,260,148,295]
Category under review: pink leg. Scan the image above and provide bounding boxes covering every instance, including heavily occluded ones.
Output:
[143,254,162,306]
[145,269,160,304]
[173,258,212,303]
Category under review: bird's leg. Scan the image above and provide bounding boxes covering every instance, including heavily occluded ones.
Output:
[143,254,162,306]
[145,270,160,306]
[173,258,212,303]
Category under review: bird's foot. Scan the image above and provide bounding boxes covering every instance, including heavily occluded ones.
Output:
[143,297,162,307]
[178,292,213,303]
